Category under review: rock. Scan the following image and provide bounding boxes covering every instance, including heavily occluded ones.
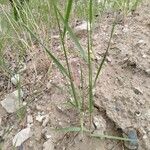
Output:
[36,112,45,122]
[142,54,147,58]
[45,134,52,139]
[23,101,27,106]
[36,112,49,126]
[11,74,20,85]
[93,115,106,135]
[13,127,32,147]
[106,56,112,63]
[1,90,24,113]
[138,39,144,44]
[74,21,90,36]
[133,87,143,95]
[146,69,150,75]
[123,128,138,150]
[43,139,54,150]
[75,21,90,31]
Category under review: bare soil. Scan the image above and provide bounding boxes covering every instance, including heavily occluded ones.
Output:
[0,0,150,150]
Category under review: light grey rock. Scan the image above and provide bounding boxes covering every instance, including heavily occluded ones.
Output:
[11,74,20,85]
[123,128,138,150]
[36,113,45,122]
[74,21,90,36]
[13,127,32,147]
[133,87,143,95]
[1,90,23,113]
[93,115,106,135]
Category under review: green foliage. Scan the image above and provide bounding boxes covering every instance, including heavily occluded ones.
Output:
[0,0,142,144]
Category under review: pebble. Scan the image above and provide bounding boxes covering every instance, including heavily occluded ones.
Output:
[36,113,49,126]
[13,127,32,147]
[93,115,106,135]
[1,89,23,113]
[138,39,144,44]
[146,69,150,75]
[36,113,45,122]
[142,54,147,58]
[11,74,20,85]
[74,21,90,35]
[45,134,52,139]
[133,87,143,95]
[106,56,112,62]
[43,139,54,150]
[123,128,138,150]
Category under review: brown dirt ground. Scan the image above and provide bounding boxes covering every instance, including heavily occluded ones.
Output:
[0,0,150,150]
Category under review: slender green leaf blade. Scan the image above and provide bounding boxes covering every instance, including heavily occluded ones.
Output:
[63,0,73,38]
[53,3,88,62]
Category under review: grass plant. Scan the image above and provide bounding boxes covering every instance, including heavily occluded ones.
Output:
[0,0,142,146]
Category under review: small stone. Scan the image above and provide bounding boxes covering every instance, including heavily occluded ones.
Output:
[106,56,112,62]
[36,114,45,122]
[134,111,141,117]
[93,115,106,135]
[146,69,150,75]
[123,128,138,150]
[11,74,20,85]
[142,54,147,58]
[43,139,54,150]
[1,90,23,113]
[143,134,148,139]
[133,87,143,95]
[13,127,32,147]
[45,134,52,139]
[23,102,27,106]
[138,39,144,44]
[74,21,90,36]
[36,105,42,110]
